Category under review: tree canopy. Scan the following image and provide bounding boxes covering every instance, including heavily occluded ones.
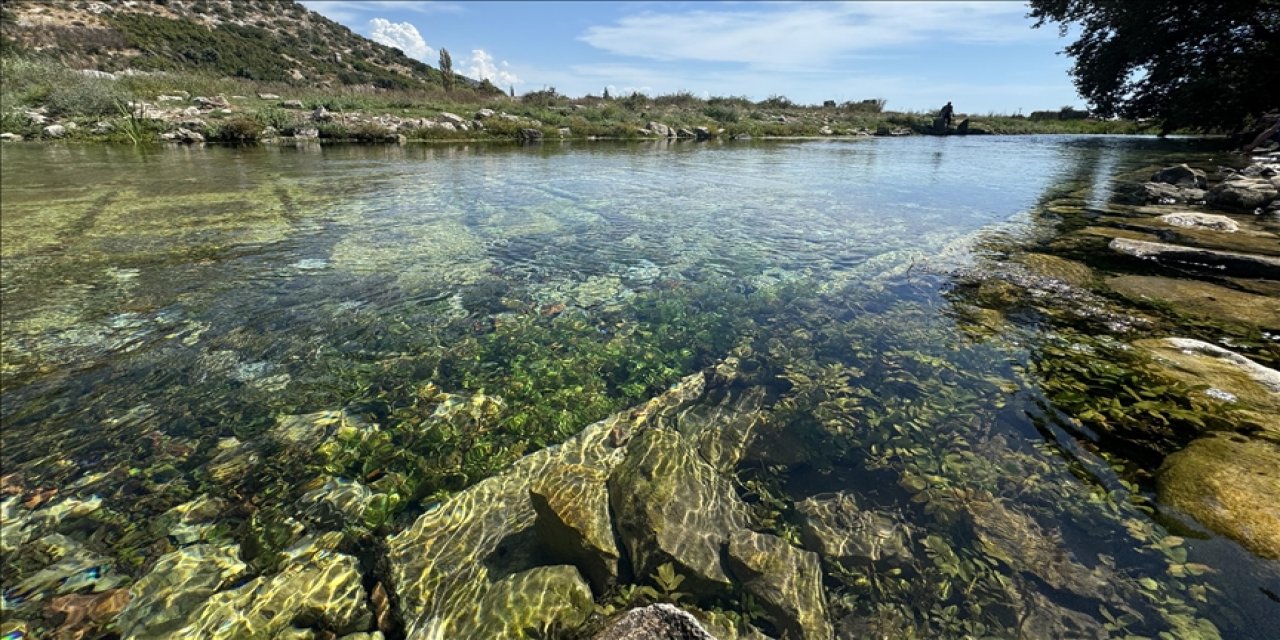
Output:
[1029,0,1280,133]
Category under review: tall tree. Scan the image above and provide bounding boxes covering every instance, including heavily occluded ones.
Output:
[1029,0,1280,133]
[438,48,453,92]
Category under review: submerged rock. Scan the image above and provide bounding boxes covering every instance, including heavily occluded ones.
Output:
[175,536,371,639]
[468,565,594,638]
[592,603,718,640]
[1136,338,1280,436]
[1158,434,1280,558]
[529,463,620,591]
[726,529,832,640]
[794,492,910,565]
[1152,164,1208,189]
[609,429,750,592]
[1106,275,1280,329]
[385,372,711,639]
[117,543,248,638]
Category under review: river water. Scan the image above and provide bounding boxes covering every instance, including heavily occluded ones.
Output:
[1,138,1275,638]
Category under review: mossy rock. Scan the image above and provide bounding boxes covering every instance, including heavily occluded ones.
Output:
[1016,253,1096,288]
[1135,338,1280,422]
[726,529,832,640]
[608,429,750,593]
[1157,434,1280,558]
[1106,275,1280,330]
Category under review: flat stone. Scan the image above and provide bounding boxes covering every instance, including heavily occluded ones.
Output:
[1108,238,1280,279]
[1157,212,1240,232]
[1158,434,1280,558]
[1152,164,1208,189]
[726,529,832,640]
[1015,253,1095,288]
[1106,275,1280,329]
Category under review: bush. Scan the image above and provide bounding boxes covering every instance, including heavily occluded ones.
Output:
[44,76,131,117]
[757,94,794,109]
[652,91,701,107]
[842,98,885,114]
[701,104,740,123]
[209,116,264,142]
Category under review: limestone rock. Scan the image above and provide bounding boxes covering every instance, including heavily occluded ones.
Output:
[475,108,496,119]
[467,565,594,638]
[1158,434,1280,558]
[281,100,305,109]
[1016,253,1095,288]
[592,603,718,640]
[518,128,544,142]
[795,492,910,564]
[117,543,248,638]
[529,463,620,591]
[438,111,465,125]
[257,93,280,100]
[675,383,767,472]
[1108,237,1280,279]
[1106,275,1280,329]
[43,124,66,138]
[609,429,750,591]
[311,106,332,122]
[1152,164,1208,189]
[647,121,673,137]
[0,132,22,141]
[726,529,832,640]
[1124,181,1206,204]
[1157,212,1239,232]
[386,372,711,639]
[1209,177,1278,211]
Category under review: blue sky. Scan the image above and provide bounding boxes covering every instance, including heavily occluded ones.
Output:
[300,1,1084,114]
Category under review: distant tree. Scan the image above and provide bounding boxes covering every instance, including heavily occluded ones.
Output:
[603,86,611,100]
[438,47,453,92]
[509,84,514,98]
[1029,0,1280,134]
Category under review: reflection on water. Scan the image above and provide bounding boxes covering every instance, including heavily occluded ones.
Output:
[1,137,1274,638]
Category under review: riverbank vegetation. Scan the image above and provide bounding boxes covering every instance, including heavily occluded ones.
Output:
[0,53,1157,145]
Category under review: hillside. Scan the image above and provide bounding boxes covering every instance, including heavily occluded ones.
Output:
[0,0,497,92]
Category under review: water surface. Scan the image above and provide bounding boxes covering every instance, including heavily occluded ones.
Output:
[2,137,1274,638]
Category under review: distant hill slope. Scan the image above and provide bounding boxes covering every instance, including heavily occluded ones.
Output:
[0,0,498,92]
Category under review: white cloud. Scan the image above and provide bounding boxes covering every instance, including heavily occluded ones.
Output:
[580,2,1038,69]
[462,49,521,86]
[367,18,435,62]
[303,1,463,23]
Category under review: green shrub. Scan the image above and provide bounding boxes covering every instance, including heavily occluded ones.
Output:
[209,116,264,142]
[701,104,740,123]
[757,94,794,109]
[44,76,131,117]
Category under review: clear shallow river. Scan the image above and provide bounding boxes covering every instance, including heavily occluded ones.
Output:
[1,137,1276,639]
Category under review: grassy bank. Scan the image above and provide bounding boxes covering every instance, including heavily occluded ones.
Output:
[1,55,1158,144]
